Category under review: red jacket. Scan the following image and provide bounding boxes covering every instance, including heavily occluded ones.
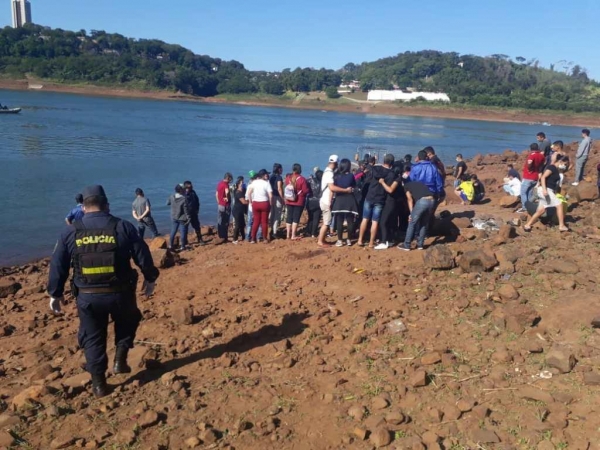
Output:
[284,175,310,206]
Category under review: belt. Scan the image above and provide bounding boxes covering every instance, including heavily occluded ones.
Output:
[421,196,434,200]
[78,286,130,295]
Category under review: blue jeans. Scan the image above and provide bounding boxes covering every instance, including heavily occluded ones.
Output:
[245,210,262,241]
[404,198,435,248]
[170,220,189,249]
[520,179,537,207]
[362,200,384,222]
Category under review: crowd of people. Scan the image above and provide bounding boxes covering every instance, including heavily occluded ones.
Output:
[64,129,594,251]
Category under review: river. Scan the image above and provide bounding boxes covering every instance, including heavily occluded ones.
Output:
[0,89,584,265]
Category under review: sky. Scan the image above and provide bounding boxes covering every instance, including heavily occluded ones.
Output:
[2,0,598,80]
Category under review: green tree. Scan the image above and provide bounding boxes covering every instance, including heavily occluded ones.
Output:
[325,86,340,99]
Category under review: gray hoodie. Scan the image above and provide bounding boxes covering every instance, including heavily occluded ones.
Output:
[167,193,189,222]
[576,136,592,159]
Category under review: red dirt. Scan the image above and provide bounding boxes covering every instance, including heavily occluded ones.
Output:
[1,143,600,449]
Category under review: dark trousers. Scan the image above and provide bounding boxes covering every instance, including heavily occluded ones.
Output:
[77,292,142,376]
[189,212,202,238]
[380,198,397,244]
[232,209,246,241]
[336,213,356,241]
[217,206,231,239]
[307,201,322,237]
[137,216,159,239]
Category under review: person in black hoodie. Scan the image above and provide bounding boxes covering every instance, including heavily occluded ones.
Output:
[167,184,190,251]
[358,154,395,248]
[183,180,205,245]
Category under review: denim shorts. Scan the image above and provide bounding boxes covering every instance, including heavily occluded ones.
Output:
[362,201,384,222]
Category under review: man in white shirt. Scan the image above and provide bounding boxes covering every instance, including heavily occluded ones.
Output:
[503,174,522,197]
[317,155,353,248]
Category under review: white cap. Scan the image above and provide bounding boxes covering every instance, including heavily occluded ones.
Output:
[329,155,339,163]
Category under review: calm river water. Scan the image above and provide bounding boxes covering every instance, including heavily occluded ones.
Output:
[0,89,584,265]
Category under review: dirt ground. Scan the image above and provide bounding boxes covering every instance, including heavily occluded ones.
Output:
[1,79,599,128]
[1,143,600,449]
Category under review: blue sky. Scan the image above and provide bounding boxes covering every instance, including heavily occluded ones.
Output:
[2,0,598,80]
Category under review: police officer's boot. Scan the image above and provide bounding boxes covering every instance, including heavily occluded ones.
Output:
[91,373,109,398]
[113,346,132,374]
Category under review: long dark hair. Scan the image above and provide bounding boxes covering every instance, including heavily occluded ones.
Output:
[235,176,245,190]
[338,158,351,174]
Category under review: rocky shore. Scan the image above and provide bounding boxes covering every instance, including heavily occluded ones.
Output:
[0,142,600,449]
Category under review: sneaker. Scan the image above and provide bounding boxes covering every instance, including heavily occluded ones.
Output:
[571,182,579,186]
[346,239,352,247]
[398,245,411,251]
[515,208,526,213]
[374,243,389,250]
[417,246,425,250]
[249,240,256,244]
[335,240,344,247]
[232,240,239,245]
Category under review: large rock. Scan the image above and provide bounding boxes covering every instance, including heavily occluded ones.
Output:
[423,246,455,270]
[546,349,576,374]
[452,217,472,229]
[498,224,516,240]
[471,429,500,444]
[11,385,46,410]
[500,196,520,208]
[551,260,579,275]
[149,237,168,251]
[151,249,175,269]
[172,306,193,325]
[502,149,519,161]
[497,284,519,301]
[0,280,22,298]
[369,427,392,448]
[570,182,598,202]
[458,250,498,272]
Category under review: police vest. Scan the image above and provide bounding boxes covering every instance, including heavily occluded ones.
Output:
[72,217,129,288]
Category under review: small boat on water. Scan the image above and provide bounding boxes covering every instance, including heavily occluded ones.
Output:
[0,108,21,114]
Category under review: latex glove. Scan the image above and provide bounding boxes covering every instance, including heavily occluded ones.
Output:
[49,296,65,314]
[142,281,156,297]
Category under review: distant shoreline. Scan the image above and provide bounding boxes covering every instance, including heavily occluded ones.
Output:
[1,78,599,128]
[0,79,600,128]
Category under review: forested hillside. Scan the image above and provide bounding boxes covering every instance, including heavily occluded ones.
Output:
[1,25,599,112]
[342,51,600,112]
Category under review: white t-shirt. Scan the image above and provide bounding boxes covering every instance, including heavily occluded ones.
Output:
[506,177,522,196]
[249,179,272,202]
[320,167,334,207]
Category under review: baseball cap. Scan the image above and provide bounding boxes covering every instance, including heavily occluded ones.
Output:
[82,185,107,201]
[329,155,339,163]
[249,170,257,178]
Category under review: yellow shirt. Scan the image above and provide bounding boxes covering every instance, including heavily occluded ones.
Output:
[459,181,475,201]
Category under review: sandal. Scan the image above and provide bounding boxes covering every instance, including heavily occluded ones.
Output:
[559,227,570,232]
[523,226,532,232]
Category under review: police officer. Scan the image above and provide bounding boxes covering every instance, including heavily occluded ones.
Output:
[47,185,159,398]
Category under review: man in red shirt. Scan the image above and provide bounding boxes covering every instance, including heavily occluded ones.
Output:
[518,143,545,213]
[215,172,233,244]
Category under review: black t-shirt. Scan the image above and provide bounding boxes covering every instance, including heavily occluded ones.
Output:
[545,165,561,192]
[366,166,395,204]
[454,161,467,178]
[404,181,433,201]
[233,190,247,214]
[269,174,283,197]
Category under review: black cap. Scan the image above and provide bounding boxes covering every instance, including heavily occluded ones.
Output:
[82,185,107,201]
[257,169,270,178]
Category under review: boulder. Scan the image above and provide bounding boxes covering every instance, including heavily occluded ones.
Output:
[551,260,579,275]
[409,370,428,388]
[571,182,598,202]
[504,304,540,329]
[149,237,168,251]
[546,350,576,374]
[499,196,520,208]
[151,249,175,269]
[502,150,519,161]
[498,224,516,240]
[458,250,498,272]
[423,246,455,270]
[172,306,193,325]
[452,217,472,229]
[0,280,21,298]
[369,427,392,448]
[11,385,46,410]
[497,284,519,301]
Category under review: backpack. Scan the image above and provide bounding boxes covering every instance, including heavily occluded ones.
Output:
[308,175,321,200]
[284,176,298,202]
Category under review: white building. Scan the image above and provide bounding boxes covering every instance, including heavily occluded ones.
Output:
[11,0,32,28]
[367,90,450,102]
